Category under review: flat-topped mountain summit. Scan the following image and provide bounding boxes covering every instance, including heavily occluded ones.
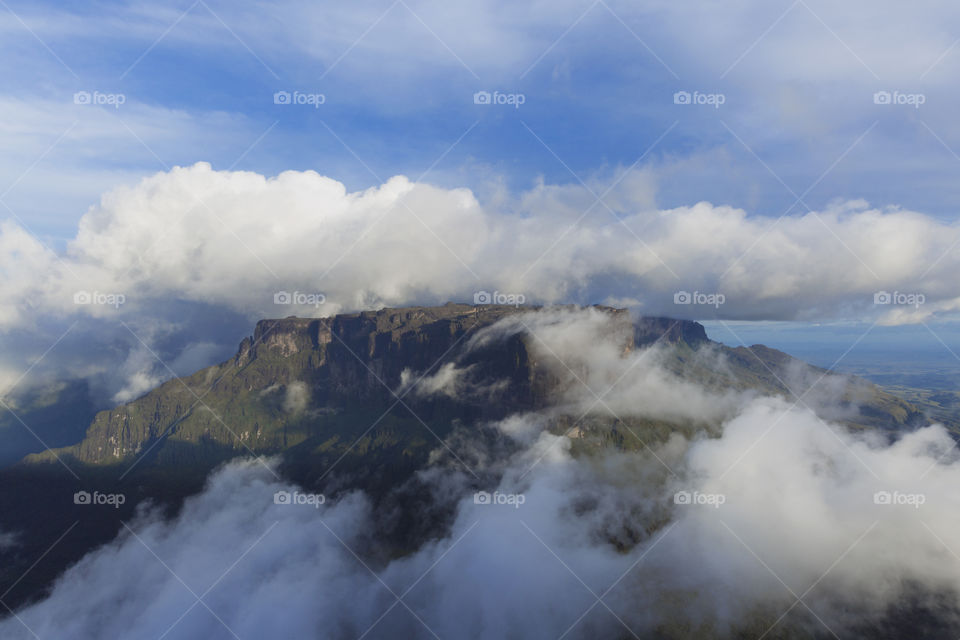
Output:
[28,303,916,472]
[237,303,707,363]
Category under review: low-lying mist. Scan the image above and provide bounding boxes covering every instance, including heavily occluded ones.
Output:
[4,309,959,639]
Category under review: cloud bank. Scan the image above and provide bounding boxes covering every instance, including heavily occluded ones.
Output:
[11,163,960,326]
[3,310,960,638]
[3,162,958,400]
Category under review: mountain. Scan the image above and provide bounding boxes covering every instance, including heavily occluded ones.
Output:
[0,303,929,610]
[25,303,922,472]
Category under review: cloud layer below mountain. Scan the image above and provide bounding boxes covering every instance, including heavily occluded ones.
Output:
[2,309,960,639]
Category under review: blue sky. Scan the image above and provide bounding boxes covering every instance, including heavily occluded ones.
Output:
[4,0,960,239]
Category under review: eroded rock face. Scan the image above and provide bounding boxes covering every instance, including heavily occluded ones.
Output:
[26,303,921,470]
[634,316,709,347]
[35,304,554,465]
[237,317,324,363]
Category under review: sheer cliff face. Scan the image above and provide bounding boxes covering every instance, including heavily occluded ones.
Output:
[33,304,556,466]
[28,303,916,470]
[229,304,546,412]
[237,307,707,368]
